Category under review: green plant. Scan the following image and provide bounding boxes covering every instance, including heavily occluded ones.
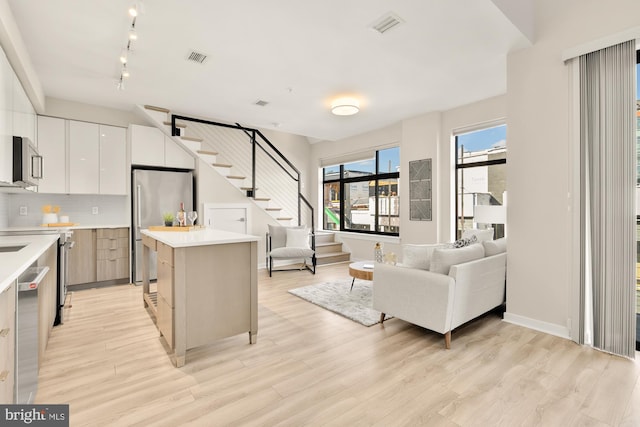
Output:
[163,212,175,224]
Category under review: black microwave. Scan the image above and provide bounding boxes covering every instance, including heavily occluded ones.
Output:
[13,136,43,188]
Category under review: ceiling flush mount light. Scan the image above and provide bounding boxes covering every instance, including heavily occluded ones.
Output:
[331,97,360,116]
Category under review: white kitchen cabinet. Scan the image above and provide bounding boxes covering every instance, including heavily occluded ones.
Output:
[36,116,66,193]
[0,50,13,185]
[69,121,99,194]
[164,135,194,169]
[12,74,35,143]
[130,124,194,169]
[130,124,164,166]
[99,125,127,195]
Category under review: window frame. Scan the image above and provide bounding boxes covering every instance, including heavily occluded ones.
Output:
[454,125,507,241]
[323,148,400,236]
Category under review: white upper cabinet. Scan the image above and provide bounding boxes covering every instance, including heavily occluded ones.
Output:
[37,116,66,193]
[12,74,35,142]
[130,124,164,166]
[0,50,13,184]
[37,118,127,195]
[164,135,195,169]
[130,124,194,169]
[69,120,99,194]
[99,125,126,195]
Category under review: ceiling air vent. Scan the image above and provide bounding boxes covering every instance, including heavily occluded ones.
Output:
[186,50,208,64]
[371,12,404,34]
[255,100,269,107]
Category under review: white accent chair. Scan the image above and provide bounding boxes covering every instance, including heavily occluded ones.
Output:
[373,238,507,348]
[266,224,316,276]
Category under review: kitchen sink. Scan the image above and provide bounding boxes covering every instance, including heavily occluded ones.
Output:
[0,244,27,252]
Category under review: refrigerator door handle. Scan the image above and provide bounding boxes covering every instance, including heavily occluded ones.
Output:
[136,184,142,229]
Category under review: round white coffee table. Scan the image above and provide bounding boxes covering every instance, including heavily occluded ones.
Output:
[348,261,374,291]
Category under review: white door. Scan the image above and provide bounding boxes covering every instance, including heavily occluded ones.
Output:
[204,203,249,234]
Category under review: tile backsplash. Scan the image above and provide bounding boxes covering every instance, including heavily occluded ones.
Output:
[4,193,128,227]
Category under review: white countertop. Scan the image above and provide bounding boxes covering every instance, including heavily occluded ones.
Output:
[142,228,259,248]
[0,234,59,294]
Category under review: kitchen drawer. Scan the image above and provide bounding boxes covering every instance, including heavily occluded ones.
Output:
[157,255,174,306]
[97,228,128,239]
[96,247,128,260]
[142,234,156,252]
[157,241,173,267]
[157,294,174,348]
[97,258,129,282]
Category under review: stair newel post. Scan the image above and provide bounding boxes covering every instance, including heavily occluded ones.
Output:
[251,130,256,198]
[171,114,178,137]
[297,177,301,227]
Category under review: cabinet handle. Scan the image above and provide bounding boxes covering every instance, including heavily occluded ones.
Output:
[0,328,9,337]
[0,370,7,382]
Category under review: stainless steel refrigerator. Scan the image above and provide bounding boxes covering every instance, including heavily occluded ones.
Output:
[132,168,194,283]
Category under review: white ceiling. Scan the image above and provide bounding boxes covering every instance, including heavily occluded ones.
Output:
[7,0,531,142]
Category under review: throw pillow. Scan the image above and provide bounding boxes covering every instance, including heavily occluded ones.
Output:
[483,237,507,256]
[462,228,494,242]
[451,235,478,248]
[402,243,449,270]
[268,224,303,249]
[286,227,310,249]
[429,243,485,275]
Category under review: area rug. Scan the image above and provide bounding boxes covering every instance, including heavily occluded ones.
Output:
[288,279,390,326]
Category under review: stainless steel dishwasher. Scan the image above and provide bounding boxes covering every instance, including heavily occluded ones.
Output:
[16,265,49,404]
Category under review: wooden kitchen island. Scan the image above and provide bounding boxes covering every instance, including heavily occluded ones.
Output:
[140,228,259,367]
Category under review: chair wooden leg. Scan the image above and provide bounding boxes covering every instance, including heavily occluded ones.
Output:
[444,331,451,349]
[379,312,385,324]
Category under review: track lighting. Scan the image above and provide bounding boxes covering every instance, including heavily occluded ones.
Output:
[117,4,142,90]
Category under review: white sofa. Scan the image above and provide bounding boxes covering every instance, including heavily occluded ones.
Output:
[372,238,507,349]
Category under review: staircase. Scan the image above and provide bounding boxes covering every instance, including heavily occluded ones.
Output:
[139,104,351,264]
[315,232,351,265]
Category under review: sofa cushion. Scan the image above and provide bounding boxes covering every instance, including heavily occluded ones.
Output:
[429,243,485,275]
[483,237,507,256]
[462,228,494,242]
[286,227,310,249]
[402,243,450,270]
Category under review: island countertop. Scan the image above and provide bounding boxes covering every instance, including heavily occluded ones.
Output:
[0,234,59,294]
[141,228,259,248]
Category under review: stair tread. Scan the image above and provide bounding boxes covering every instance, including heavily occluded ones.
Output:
[241,187,258,190]
[265,208,281,211]
[316,241,342,247]
[212,163,232,168]
[276,217,293,220]
[197,150,218,155]
[316,251,350,257]
[254,197,270,201]
[163,121,187,128]
[227,175,246,180]
[181,136,203,142]
[144,105,170,113]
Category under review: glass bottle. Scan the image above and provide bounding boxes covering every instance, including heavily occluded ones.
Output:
[374,242,383,263]
[177,202,186,227]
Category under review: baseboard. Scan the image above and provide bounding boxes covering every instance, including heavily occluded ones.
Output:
[503,312,571,340]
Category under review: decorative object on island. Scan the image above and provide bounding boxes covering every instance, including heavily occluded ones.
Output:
[374,242,383,263]
[163,212,175,226]
[177,202,186,227]
[187,211,197,226]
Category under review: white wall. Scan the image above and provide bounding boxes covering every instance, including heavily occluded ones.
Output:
[504,0,640,337]
[43,97,147,128]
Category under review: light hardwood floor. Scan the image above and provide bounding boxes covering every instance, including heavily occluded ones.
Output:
[37,263,640,426]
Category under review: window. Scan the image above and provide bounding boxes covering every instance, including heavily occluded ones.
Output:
[455,124,506,240]
[323,147,400,235]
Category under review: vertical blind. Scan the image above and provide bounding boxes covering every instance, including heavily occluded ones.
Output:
[579,39,637,358]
